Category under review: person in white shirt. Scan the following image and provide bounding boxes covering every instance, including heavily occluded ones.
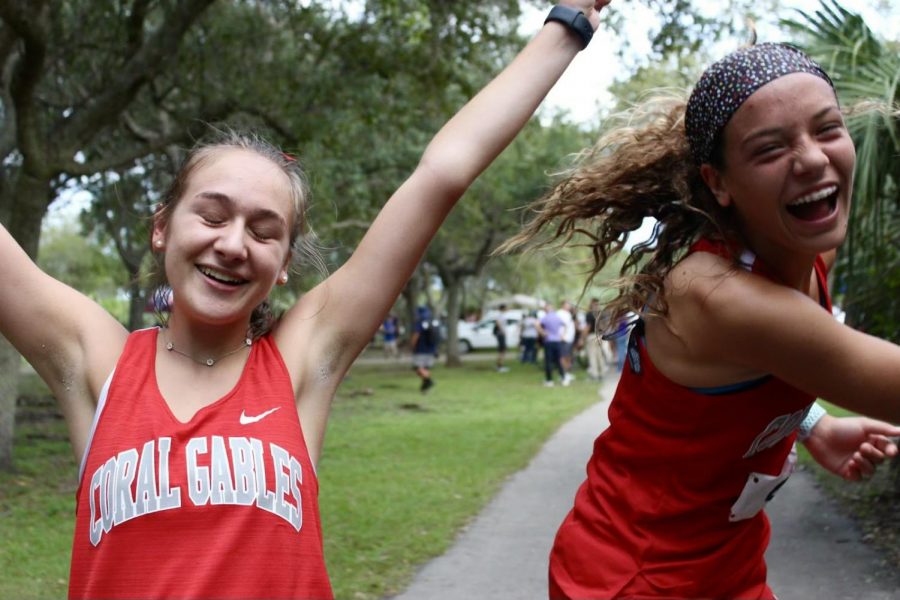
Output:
[558,300,576,383]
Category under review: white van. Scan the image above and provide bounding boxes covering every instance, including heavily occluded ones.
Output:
[456,309,524,353]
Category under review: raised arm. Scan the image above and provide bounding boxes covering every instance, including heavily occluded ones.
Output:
[0,223,127,458]
[281,2,610,371]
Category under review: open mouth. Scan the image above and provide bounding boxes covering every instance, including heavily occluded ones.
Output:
[197,265,247,286]
[786,185,838,222]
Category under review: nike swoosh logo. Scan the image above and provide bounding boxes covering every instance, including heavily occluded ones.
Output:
[239,407,281,425]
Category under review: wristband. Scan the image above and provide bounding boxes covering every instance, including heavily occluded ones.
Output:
[544,5,593,50]
[798,402,827,441]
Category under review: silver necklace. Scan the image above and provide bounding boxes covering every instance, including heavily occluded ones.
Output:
[164,332,252,367]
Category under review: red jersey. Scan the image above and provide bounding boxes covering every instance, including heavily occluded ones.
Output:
[549,242,832,600]
[69,328,333,599]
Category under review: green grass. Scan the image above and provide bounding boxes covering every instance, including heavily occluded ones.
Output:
[0,361,599,599]
[0,382,78,600]
[321,360,597,599]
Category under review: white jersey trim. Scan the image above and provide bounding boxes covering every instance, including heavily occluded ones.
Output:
[78,368,115,482]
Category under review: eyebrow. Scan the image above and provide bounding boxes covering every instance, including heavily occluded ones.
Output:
[194,191,288,226]
[741,105,841,148]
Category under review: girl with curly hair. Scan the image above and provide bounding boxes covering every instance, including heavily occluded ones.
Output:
[503,42,900,599]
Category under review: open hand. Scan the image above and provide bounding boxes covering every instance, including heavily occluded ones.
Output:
[804,414,900,481]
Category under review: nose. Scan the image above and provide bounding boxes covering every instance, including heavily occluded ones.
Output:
[792,137,829,177]
[213,221,248,261]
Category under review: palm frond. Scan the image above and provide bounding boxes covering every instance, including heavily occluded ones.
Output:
[783,0,900,340]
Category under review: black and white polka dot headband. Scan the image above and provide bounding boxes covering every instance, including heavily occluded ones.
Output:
[685,43,835,165]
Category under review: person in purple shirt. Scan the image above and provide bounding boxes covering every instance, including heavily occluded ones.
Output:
[538,302,568,387]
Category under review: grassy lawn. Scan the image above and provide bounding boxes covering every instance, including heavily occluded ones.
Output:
[0,359,599,599]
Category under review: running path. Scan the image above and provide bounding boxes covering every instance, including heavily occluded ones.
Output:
[391,377,615,600]
[391,375,899,600]
[766,470,900,599]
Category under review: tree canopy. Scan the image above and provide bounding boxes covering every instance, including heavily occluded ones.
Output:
[2,0,897,470]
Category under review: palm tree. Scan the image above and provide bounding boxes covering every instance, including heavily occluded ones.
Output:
[783,0,900,343]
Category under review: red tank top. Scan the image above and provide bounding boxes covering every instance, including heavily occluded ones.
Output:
[549,242,832,600]
[69,328,333,599]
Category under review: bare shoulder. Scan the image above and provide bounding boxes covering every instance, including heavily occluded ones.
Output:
[663,251,806,357]
[660,251,750,347]
[644,252,766,384]
[664,251,736,303]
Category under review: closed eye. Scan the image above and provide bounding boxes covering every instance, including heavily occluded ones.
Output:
[249,221,285,241]
[753,143,783,159]
[817,122,845,137]
[200,212,227,225]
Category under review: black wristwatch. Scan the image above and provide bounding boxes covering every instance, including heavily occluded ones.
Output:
[544,5,593,50]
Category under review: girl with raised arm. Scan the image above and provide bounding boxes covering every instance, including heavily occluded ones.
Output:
[0,2,612,598]
[503,42,900,599]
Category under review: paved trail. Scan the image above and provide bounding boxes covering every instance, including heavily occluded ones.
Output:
[391,375,899,600]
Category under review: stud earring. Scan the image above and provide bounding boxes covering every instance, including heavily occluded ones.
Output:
[154,240,164,248]
[279,274,289,285]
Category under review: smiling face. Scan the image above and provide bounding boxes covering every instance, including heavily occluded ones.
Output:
[700,73,856,273]
[152,148,294,330]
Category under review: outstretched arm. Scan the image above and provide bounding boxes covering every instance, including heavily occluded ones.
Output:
[665,252,900,423]
[803,414,900,481]
[277,2,612,463]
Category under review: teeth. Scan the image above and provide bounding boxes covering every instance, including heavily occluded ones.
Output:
[791,185,837,206]
[199,266,243,284]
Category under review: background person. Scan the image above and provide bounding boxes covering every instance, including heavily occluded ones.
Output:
[582,297,606,380]
[538,302,568,387]
[494,303,511,372]
[381,313,401,359]
[520,310,540,364]
[557,300,576,383]
[410,305,440,393]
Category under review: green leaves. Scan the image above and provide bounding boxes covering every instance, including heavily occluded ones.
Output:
[784,0,900,340]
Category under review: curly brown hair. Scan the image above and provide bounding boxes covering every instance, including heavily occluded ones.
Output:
[498,93,740,334]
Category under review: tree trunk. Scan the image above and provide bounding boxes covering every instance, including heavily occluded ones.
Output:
[127,277,145,331]
[0,338,19,470]
[443,274,463,367]
[0,171,52,470]
[400,276,419,349]
[6,172,49,258]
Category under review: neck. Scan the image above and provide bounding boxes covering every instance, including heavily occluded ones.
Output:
[757,249,816,293]
[165,311,252,358]
[734,233,817,293]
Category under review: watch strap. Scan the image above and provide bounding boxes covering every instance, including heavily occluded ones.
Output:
[544,5,593,50]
